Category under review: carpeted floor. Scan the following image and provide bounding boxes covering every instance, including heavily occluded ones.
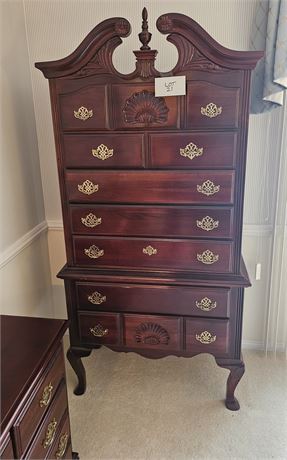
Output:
[64,341,287,460]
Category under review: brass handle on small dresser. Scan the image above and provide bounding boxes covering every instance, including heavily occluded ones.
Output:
[197,180,220,196]
[55,433,69,459]
[84,245,104,259]
[196,216,219,232]
[42,418,57,449]
[196,331,217,344]
[78,180,99,195]
[90,324,109,337]
[196,297,217,312]
[74,106,93,121]
[197,250,219,265]
[88,291,106,305]
[180,142,203,160]
[39,382,53,407]
[143,245,157,256]
[81,213,102,227]
[92,144,114,160]
[201,103,222,118]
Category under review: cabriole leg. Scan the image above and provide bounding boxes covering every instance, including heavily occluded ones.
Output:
[67,347,92,395]
[215,358,245,411]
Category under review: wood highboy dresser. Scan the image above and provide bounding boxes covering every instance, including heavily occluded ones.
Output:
[36,9,263,410]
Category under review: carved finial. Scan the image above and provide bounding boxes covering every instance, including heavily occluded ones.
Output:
[139,7,151,50]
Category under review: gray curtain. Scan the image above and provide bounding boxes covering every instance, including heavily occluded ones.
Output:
[250,0,287,114]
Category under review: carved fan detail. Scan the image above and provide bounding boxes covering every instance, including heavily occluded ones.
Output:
[123,90,169,125]
[135,322,170,345]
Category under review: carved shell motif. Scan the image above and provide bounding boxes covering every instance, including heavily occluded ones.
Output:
[135,322,170,345]
[123,90,169,125]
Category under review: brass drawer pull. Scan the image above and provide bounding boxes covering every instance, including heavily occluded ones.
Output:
[196,331,217,344]
[201,102,222,118]
[197,180,220,196]
[196,297,217,312]
[55,433,69,459]
[42,418,57,449]
[92,144,113,160]
[81,213,102,227]
[39,382,53,407]
[197,249,219,265]
[143,245,157,256]
[84,245,104,259]
[90,324,109,337]
[88,291,106,305]
[78,180,99,195]
[74,106,93,121]
[180,142,203,160]
[196,216,219,231]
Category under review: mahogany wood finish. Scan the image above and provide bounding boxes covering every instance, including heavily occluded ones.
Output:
[36,8,263,411]
[0,315,78,459]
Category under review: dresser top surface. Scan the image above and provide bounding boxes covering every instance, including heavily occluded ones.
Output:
[0,315,67,432]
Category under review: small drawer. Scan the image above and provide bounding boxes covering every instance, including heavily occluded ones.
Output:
[73,236,234,273]
[47,412,71,460]
[66,171,235,205]
[187,82,240,128]
[14,350,65,455]
[78,312,120,345]
[150,132,237,168]
[63,134,145,168]
[185,318,230,356]
[25,382,68,459]
[0,433,14,459]
[76,282,232,318]
[59,85,107,131]
[70,205,234,239]
[124,314,181,351]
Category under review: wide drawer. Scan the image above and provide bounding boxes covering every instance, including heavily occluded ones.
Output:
[73,236,234,273]
[78,312,120,346]
[66,171,235,204]
[47,412,71,460]
[150,132,237,168]
[14,350,65,456]
[187,81,240,128]
[185,318,230,355]
[25,381,68,459]
[70,205,234,239]
[76,282,231,318]
[123,314,181,351]
[63,134,145,168]
[59,85,107,131]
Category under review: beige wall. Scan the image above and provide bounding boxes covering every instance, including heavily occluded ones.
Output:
[5,0,284,348]
[0,0,53,317]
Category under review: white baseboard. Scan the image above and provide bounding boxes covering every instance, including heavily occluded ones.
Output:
[0,221,48,269]
[242,340,286,352]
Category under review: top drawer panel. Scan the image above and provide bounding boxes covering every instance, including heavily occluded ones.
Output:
[59,85,107,130]
[187,82,240,128]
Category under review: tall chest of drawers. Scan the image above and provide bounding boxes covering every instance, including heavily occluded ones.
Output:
[36,9,263,410]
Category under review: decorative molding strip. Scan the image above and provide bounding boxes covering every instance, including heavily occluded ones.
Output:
[47,220,64,231]
[0,221,48,269]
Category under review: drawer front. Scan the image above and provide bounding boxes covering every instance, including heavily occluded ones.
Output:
[25,382,68,459]
[63,134,145,168]
[73,237,234,272]
[59,85,107,131]
[70,205,234,239]
[78,312,120,345]
[15,350,65,455]
[47,412,71,460]
[124,314,181,351]
[150,132,237,168]
[66,171,235,205]
[76,283,231,318]
[185,318,230,355]
[187,82,240,128]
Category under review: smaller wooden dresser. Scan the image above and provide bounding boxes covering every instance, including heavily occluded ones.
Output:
[0,315,78,460]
